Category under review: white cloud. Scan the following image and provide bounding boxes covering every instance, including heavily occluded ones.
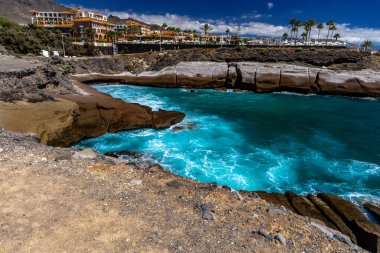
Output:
[68,5,380,44]
[267,2,274,10]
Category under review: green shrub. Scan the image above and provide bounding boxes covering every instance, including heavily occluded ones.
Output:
[236,45,247,52]
[0,16,19,28]
[259,48,269,55]
[0,16,97,56]
[119,47,129,54]
[295,48,303,53]
[309,48,316,52]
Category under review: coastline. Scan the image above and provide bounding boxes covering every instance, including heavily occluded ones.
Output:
[0,129,366,252]
[1,51,380,251]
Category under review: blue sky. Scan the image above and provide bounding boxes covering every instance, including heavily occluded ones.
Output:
[58,0,380,45]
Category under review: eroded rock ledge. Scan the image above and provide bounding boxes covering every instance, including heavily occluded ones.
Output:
[0,81,185,146]
[74,61,380,97]
[255,191,380,252]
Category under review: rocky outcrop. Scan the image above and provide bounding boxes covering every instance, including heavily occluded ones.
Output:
[231,62,380,97]
[176,62,227,88]
[0,81,185,146]
[307,194,357,244]
[0,56,74,102]
[75,61,380,97]
[76,62,229,89]
[318,193,380,253]
[255,191,294,211]
[364,202,380,223]
[285,192,337,229]
[255,191,380,252]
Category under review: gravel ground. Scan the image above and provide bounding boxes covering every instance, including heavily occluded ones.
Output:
[0,129,364,253]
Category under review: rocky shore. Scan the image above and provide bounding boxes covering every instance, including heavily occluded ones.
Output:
[0,130,368,252]
[75,61,380,97]
[1,50,380,252]
[0,56,184,146]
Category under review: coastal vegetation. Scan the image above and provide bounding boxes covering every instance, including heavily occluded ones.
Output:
[0,16,98,56]
[287,18,341,43]
[361,40,373,51]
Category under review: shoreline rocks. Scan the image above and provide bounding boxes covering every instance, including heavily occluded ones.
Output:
[254,191,380,252]
[0,80,185,146]
[74,61,380,97]
[364,202,380,223]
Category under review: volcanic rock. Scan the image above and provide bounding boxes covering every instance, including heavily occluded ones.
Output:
[363,202,380,223]
[318,193,380,253]
[285,192,337,230]
[307,194,357,243]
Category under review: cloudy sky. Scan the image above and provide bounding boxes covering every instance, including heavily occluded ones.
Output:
[58,0,380,46]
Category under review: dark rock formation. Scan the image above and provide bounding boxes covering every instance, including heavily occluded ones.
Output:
[0,57,74,102]
[318,193,380,253]
[364,202,380,223]
[285,192,337,229]
[254,191,380,252]
[152,109,186,129]
[255,191,294,211]
[307,194,357,244]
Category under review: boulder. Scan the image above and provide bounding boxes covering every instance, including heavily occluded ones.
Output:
[176,62,228,88]
[285,192,337,229]
[363,202,380,223]
[235,62,257,90]
[317,70,364,96]
[255,65,281,92]
[227,64,238,88]
[307,194,356,243]
[318,193,380,253]
[152,109,186,129]
[279,65,311,93]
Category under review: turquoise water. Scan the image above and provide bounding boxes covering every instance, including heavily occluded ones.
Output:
[76,84,380,203]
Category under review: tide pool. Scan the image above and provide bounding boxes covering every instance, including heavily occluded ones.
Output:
[76,84,380,204]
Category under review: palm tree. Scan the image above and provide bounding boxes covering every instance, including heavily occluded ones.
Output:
[291,26,298,43]
[317,23,324,41]
[333,33,341,41]
[294,19,302,41]
[162,23,168,30]
[303,23,311,41]
[361,40,373,51]
[225,28,231,44]
[282,33,289,41]
[330,25,337,40]
[326,20,335,41]
[106,30,117,43]
[84,28,95,44]
[200,23,213,41]
[305,19,316,41]
[301,32,307,42]
[289,18,297,40]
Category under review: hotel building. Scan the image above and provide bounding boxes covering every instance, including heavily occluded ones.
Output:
[30,8,116,41]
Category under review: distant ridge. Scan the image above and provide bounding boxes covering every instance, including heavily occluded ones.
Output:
[0,0,68,24]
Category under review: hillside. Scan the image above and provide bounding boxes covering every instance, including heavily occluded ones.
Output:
[0,0,67,24]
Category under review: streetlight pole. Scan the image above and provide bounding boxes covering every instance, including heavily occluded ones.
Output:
[61,34,66,57]
[160,31,162,51]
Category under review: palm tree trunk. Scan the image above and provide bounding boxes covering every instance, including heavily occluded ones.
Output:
[318,29,320,40]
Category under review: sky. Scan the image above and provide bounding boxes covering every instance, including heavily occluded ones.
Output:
[58,0,380,45]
